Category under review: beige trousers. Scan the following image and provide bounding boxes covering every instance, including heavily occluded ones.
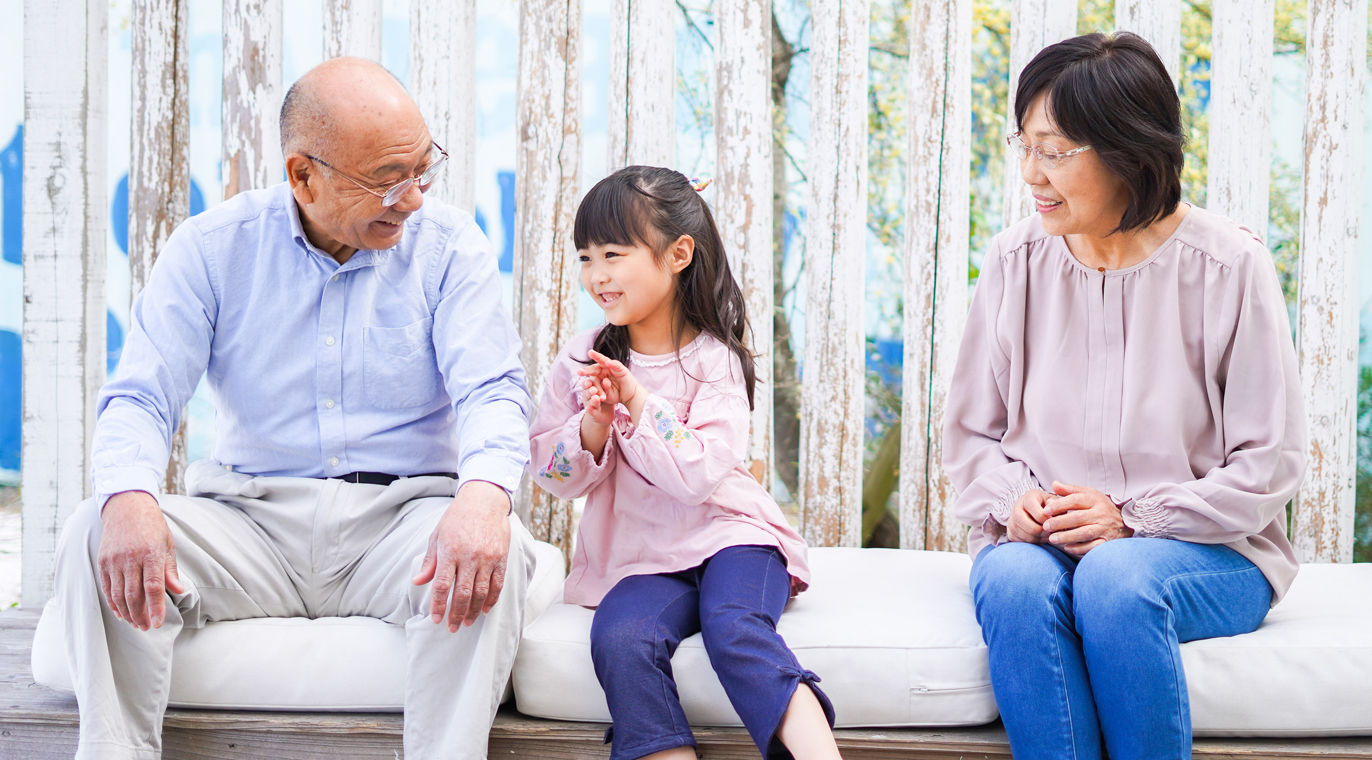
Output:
[54,459,536,760]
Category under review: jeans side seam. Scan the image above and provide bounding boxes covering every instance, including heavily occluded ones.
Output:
[1048,567,1083,760]
[652,586,698,740]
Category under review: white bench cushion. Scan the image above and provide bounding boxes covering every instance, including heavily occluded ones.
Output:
[31,538,567,711]
[513,548,999,728]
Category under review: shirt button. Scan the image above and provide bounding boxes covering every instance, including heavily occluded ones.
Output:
[332,275,339,282]
[329,457,340,467]
[325,399,335,409]
[325,336,336,346]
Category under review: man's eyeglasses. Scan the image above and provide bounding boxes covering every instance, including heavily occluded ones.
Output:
[307,142,449,207]
[1007,131,1092,169]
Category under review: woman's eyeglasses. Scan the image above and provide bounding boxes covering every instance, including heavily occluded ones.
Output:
[1007,132,1092,169]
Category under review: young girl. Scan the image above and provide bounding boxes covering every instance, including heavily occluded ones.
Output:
[527,166,839,760]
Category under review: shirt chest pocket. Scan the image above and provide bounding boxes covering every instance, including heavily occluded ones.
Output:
[364,318,443,409]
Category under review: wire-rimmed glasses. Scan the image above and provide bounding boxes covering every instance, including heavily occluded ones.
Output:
[1007,131,1092,169]
[307,142,449,207]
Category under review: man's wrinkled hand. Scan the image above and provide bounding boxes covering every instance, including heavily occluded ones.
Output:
[412,481,512,632]
[98,491,185,631]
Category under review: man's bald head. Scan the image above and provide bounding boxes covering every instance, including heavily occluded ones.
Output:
[279,57,420,162]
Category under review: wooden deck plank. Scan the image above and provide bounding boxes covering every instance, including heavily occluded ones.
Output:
[3,609,1370,759]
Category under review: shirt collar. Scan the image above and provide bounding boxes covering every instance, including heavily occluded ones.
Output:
[283,183,390,272]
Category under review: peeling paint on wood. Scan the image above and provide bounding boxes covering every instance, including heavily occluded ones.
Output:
[799,0,868,548]
[1293,0,1366,564]
[21,0,108,606]
[1206,0,1272,235]
[513,0,582,564]
[222,0,282,200]
[411,0,477,212]
[1114,0,1182,84]
[1001,0,1076,228]
[900,0,971,554]
[131,0,191,496]
[324,0,383,62]
[607,0,676,170]
[715,0,773,491]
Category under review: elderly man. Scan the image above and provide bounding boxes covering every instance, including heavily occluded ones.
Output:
[52,58,536,760]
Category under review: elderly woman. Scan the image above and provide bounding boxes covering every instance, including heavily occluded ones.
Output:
[943,32,1305,760]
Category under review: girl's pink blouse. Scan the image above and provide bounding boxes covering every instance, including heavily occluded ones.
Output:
[528,329,811,607]
[943,206,1306,604]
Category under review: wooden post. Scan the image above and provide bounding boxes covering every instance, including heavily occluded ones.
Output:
[131,0,191,496]
[222,0,283,200]
[1293,0,1367,564]
[1114,0,1181,84]
[900,0,971,553]
[324,0,383,62]
[799,0,868,548]
[607,0,676,170]
[411,0,477,212]
[1206,0,1273,236]
[513,0,582,563]
[21,0,107,606]
[1001,0,1076,228]
[715,0,774,490]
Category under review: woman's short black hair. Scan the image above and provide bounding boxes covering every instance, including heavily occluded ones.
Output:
[1015,32,1184,234]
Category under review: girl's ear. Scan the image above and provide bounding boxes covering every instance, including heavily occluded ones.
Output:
[667,235,694,274]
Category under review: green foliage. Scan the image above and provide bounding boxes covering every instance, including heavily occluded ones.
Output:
[1357,366,1372,562]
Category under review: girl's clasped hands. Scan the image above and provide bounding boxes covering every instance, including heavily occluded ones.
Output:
[577,350,643,426]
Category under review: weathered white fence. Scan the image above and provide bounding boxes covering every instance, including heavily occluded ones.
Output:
[18,0,1369,604]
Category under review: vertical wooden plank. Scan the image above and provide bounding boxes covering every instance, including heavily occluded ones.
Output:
[410,0,477,212]
[21,0,107,606]
[223,0,283,200]
[1114,0,1181,84]
[1293,0,1366,564]
[715,0,773,490]
[606,0,676,170]
[131,0,191,496]
[900,0,971,553]
[324,0,384,62]
[513,0,582,563]
[1001,0,1077,228]
[799,0,868,548]
[1205,0,1273,236]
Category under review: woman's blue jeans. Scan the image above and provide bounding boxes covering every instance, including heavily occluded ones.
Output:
[970,537,1272,760]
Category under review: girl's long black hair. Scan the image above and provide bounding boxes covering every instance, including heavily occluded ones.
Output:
[572,165,757,409]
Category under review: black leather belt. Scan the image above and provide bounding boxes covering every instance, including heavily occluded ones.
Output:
[333,471,457,486]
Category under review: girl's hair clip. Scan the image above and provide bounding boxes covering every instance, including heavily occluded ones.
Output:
[689,177,713,192]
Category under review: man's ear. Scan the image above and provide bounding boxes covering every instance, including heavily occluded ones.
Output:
[285,153,317,205]
[667,235,694,274]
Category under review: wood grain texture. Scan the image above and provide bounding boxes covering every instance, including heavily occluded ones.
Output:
[1205,0,1273,236]
[1293,0,1367,564]
[900,0,971,553]
[799,0,868,548]
[607,0,676,170]
[1114,0,1182,84]
[1000,0,1077,228]
[21,0,107,607]
[410,0,477,212]
[714,0,774,491]
[131,0,191,497]
[512,0,582,563]
[222,0,283,200]
[323,0,383,61]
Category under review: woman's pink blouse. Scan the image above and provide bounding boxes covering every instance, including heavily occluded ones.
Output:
[943,206,1306,604]
[528,328,810,607]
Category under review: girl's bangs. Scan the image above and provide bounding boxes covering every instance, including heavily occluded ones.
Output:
[573,178,659,251]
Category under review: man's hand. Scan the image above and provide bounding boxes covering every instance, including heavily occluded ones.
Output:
[98,491,185,631]
[1007,489,1055,544]
[1041,481,1134,556]
[412,480,512,632]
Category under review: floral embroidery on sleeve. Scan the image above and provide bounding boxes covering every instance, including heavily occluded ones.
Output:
[539,441,574,482]
[653,406,693,447]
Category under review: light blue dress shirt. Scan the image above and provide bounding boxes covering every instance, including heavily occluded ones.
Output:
[91,182,532,505]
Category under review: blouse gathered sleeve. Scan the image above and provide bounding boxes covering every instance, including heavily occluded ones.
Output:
[1122,248,1307,543]
[614,363,751,507]
[526,354,617,500]
[943,241,1043,545]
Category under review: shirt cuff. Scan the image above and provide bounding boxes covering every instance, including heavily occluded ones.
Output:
[983,475,1038,546]
[536,409,616,484]
[615,394,690,446]
[1122,495,1172,538]
[92,467,163,513]
[457,454,525,498]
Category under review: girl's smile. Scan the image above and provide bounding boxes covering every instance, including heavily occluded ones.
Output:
[578,236,694,356]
